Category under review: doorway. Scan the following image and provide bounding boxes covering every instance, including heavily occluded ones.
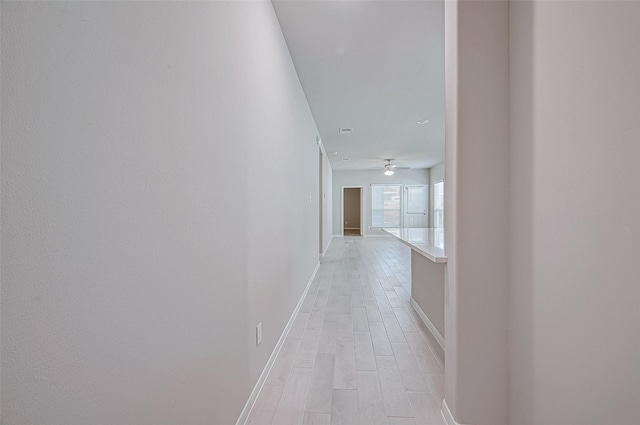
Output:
[341,186,363,236]
[404,185,428,228]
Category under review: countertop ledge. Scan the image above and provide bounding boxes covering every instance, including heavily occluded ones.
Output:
[383,227,447,263]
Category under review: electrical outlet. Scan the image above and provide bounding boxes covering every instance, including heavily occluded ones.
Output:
[256,322,262,346]
[309,195,312,204]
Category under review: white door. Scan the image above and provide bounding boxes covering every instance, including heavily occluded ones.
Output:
[404,185,427,228]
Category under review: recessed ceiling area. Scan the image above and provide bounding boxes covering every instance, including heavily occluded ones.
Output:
[272,0,445,171]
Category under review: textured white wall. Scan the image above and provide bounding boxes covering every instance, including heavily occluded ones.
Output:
[332,169,429,236]
[1,2,320,424]
[509,2,640,424]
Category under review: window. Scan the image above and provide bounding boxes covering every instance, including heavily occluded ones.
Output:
[434,181,444,228]
[371,184,402,228]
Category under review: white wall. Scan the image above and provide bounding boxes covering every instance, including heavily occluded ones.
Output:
[428,162,444,228]
[1,2,320,424]
[411,252,445,339]
[509,2,640,424]
[444,2,510,425]
[332,169,429,236]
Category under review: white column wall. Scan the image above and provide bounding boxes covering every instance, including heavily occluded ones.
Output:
[509,2,640,424]
[444,1,510,424]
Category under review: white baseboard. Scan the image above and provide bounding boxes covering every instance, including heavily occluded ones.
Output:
[333,234,343,238]
[441,399,469,425]
[235,262,320,425]
[363,234,391,237]
[410,297,445,350]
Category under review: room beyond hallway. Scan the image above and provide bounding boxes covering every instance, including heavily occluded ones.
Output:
[246,237,444,425]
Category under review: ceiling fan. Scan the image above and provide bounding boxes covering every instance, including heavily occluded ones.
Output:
[381,159,410,176]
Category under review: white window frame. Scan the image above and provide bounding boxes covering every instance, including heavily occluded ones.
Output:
[371,184,404,229]
[433,180,444,228]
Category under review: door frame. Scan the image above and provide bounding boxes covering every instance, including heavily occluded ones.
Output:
[340,186,364,236]
[404,184,428,228]
[318,147,323,255]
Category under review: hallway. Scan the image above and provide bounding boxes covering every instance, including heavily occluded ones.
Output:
[247,237,445,425]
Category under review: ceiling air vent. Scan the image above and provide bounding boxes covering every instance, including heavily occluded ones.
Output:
[339,128,353,134]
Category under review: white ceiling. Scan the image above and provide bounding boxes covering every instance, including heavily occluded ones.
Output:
[272,0,445,171]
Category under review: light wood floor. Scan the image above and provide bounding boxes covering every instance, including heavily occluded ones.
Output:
[247,236,445,425]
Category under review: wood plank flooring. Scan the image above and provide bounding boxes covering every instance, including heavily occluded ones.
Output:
[247,237,444,425]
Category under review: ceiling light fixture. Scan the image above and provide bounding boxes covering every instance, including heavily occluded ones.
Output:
[339,128,353,134]
[342,158,350,161]
[383,159,395,176]
[417,119,430,125]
